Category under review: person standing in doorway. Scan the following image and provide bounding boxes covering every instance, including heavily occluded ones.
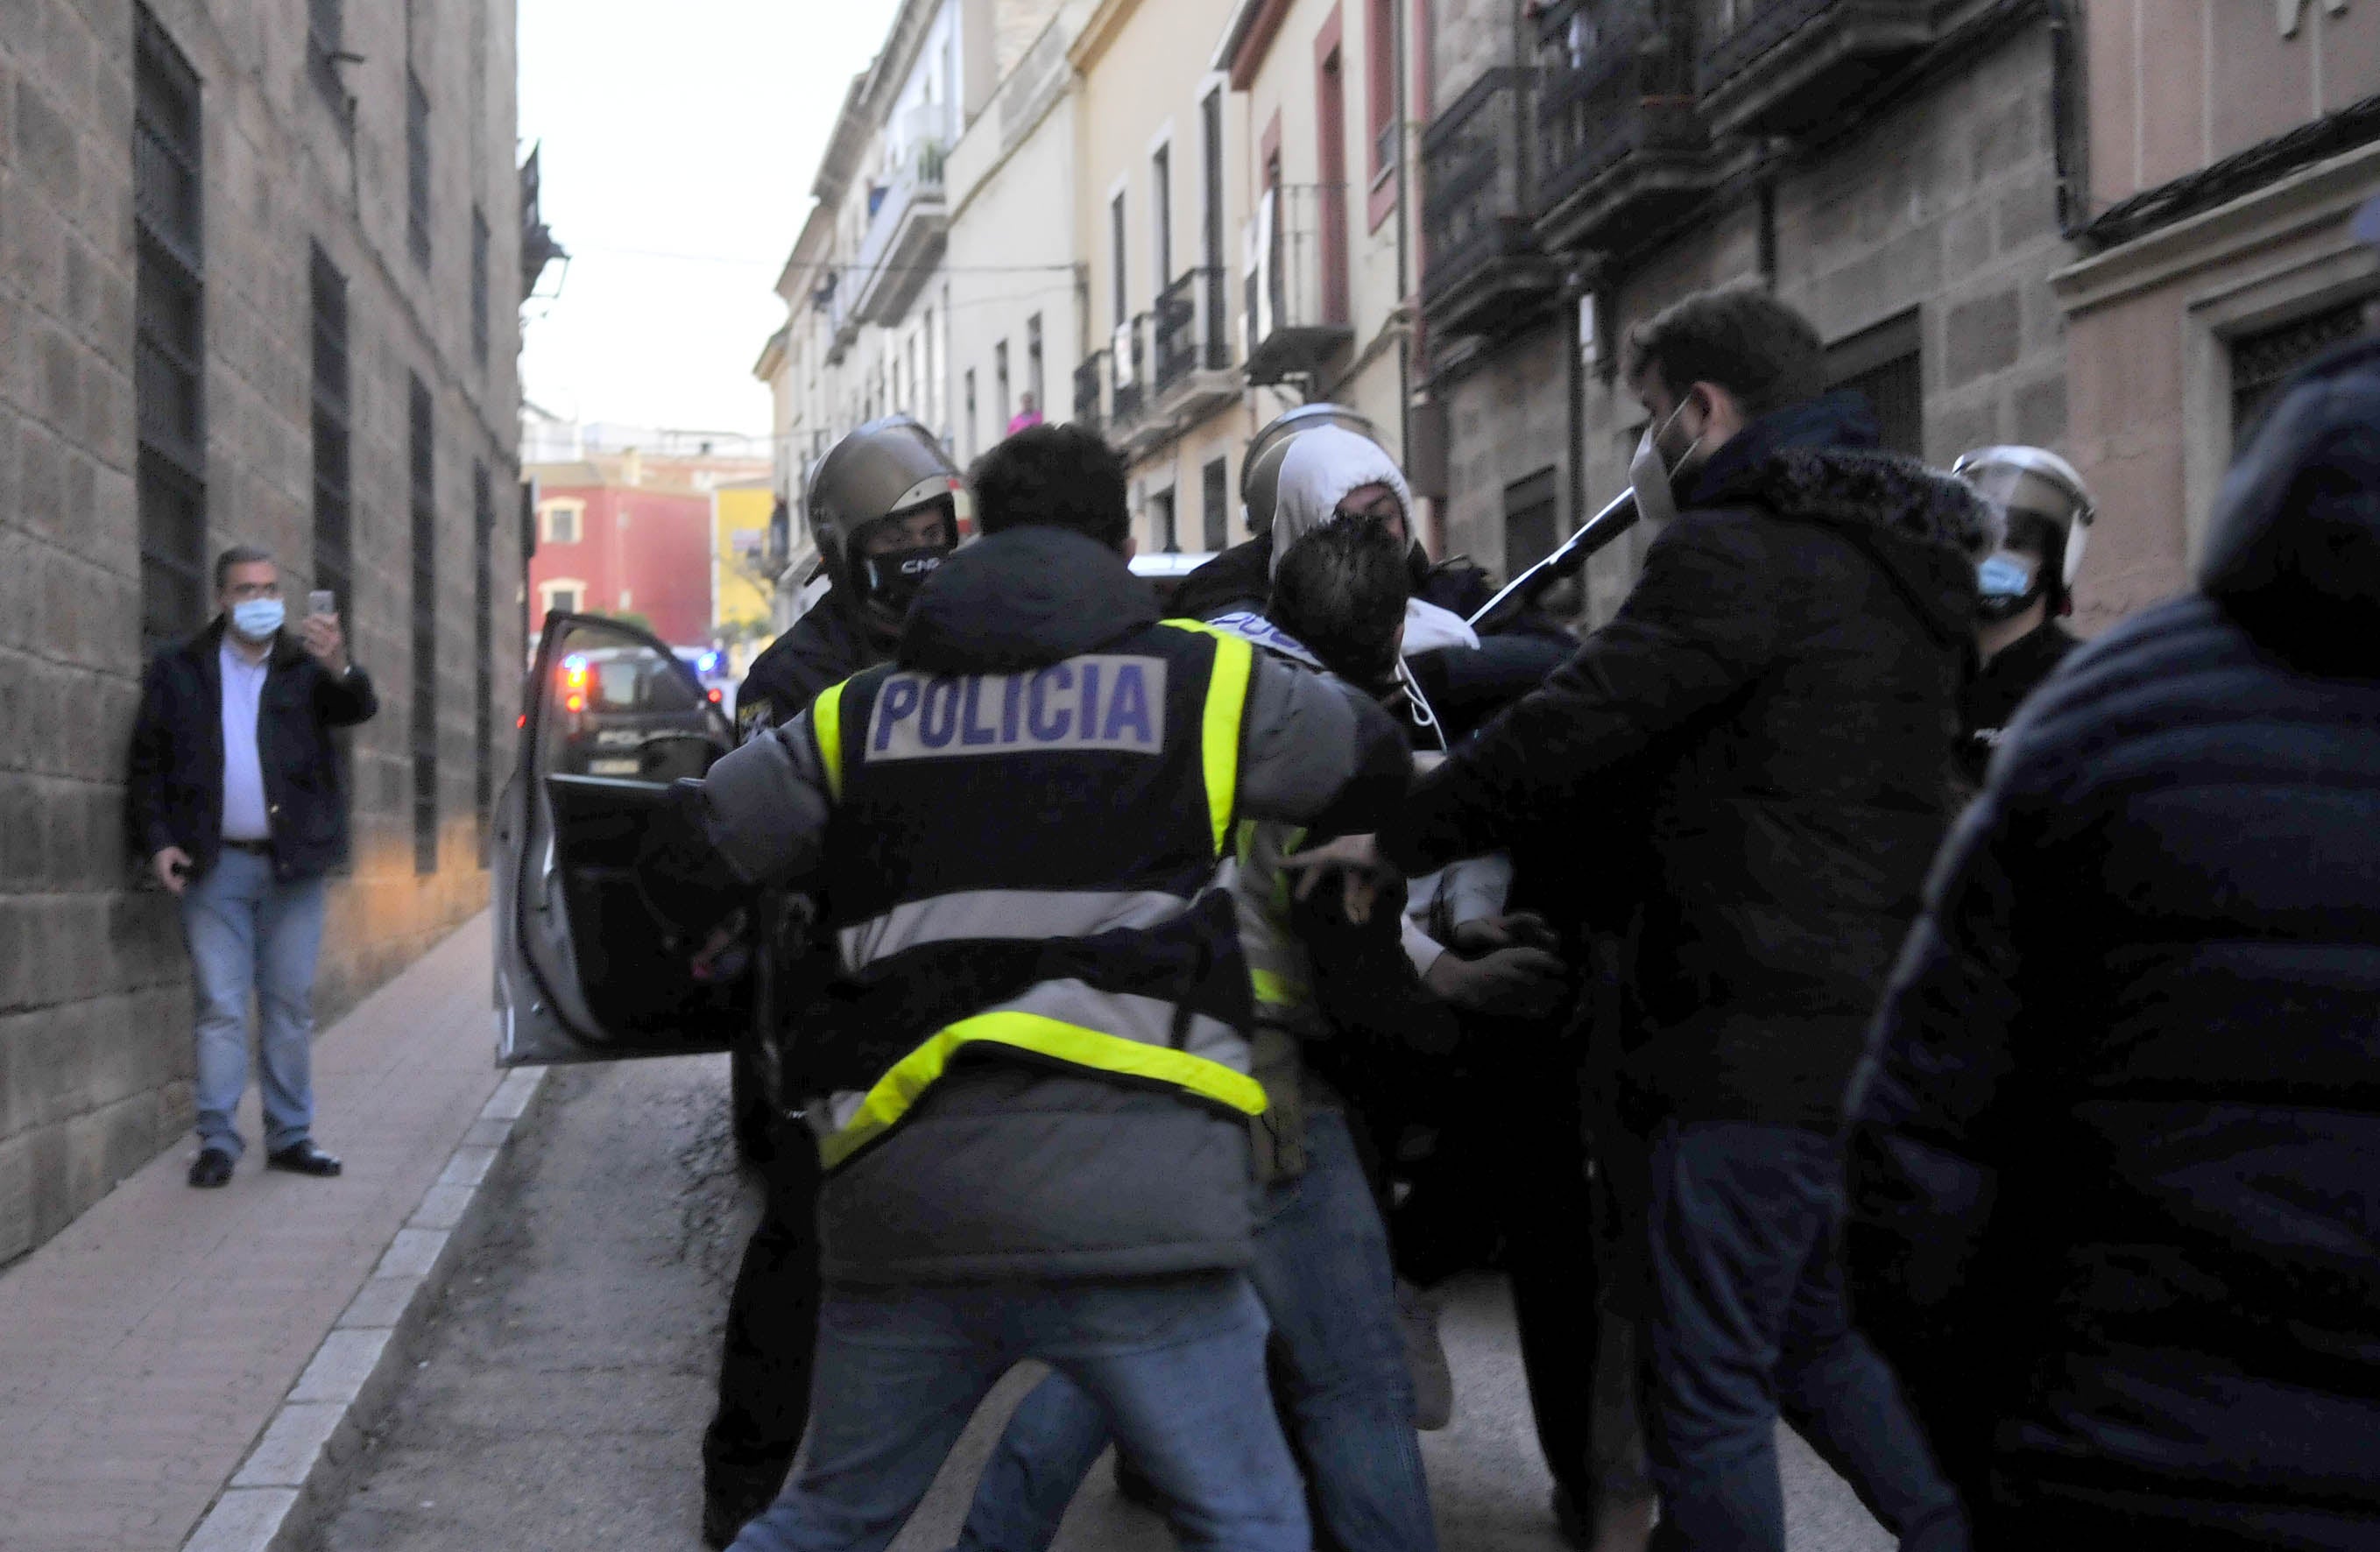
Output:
[127,546,378,1189]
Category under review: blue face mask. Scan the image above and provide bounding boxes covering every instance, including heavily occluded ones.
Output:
[1976,553,2036,599]
[230,597,286,641]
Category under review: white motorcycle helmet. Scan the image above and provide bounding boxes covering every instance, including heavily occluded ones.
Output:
[1953,445,2096,619]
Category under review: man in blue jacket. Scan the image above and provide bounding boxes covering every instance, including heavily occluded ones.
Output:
[126,547,378,1188]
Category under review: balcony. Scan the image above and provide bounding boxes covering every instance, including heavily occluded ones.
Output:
[1420,67,1559,342]
[1109,314,1150,433]
[1532,4,1714,259]
[1153,267,1237,422]
[849,125,949,326]
[1243,183,1354,388]
[1072,350,1107,436]
[1695,0,1932,139]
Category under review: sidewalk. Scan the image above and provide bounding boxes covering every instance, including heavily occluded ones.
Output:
[0,914,516,1552]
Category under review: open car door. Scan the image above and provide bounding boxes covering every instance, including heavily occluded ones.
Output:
[492,612,747,1066]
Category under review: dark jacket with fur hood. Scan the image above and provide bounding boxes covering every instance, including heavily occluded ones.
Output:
[1384,392,1991,1128]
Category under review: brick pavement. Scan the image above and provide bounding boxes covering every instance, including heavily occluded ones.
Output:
[0,915,504,1552]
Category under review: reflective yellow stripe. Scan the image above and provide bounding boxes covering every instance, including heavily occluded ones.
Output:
[818,1010,1269,1170]
[1162,623,1253,857]
[1250,968,1310,1007]
[812,679,848,801]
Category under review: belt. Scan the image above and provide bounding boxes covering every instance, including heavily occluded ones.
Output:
[222,838,272,855]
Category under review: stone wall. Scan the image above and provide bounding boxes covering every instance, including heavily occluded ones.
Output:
[1436,11,2073,626]
[0,0,524,1266]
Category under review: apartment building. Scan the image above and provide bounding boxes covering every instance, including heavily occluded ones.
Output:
[2051,0,2378,625]
[1070,0,1256,557]
[0,0,537,1260]
[1421,0,2083,624]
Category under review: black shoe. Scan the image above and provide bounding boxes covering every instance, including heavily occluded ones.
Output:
[265,1140,343,1177]
[1113,1453,1166,1510]
[702,1490,773,1550]
[188,1148,235,1189]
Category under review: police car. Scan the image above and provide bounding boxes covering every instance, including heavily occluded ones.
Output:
[1129,550,1217,613]
[492,614,747,1069]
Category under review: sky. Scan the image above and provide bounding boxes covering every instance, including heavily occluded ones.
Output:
[515,0,903,440]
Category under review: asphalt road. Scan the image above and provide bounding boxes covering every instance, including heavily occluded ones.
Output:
[306,1057,1889,1552]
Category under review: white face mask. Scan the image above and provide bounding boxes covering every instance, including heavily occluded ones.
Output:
[1628,398,1708,537]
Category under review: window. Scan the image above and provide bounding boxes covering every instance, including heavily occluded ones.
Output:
[470,205,490,368]
[135,5,208,655]
[995,340,1011,430]
[1202,456,1229,550]
[1202,88,1225,274]
[1826,311,1924,459]
[409,375,438,875]
[307,0,348,116]
[540,582,582,617]
[2229,296,2370,451]
[1152,144,1173,289]
[311,243,352,617]
[1027,314,1044,417]
[406,69,430,267]
[1151,488,1179,554]
[1503,467,1558,575]
[473,462,494,853]
[1367,0,1397,181]
[1316,51,1350,325]
[1111,192,1128,327]
[964,369,978,461]
[540,500,582,544]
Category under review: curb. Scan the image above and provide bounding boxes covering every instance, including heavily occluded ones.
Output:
[179,1065,550,1552]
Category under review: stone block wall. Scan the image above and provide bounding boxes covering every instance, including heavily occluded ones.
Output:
[0,0,525,1266]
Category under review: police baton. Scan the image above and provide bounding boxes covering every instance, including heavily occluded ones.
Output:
[1466,489,1641,635]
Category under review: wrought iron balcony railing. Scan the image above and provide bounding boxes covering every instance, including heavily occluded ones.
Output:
[1155,267,1231,395]
[1109,314,1150,427]
[1072,351,1106,434]
[1244,183,1354,386]
[1694,0,1932,138]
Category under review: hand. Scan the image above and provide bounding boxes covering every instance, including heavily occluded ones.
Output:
[299,612,350,677]
[1423,944,1570,1019]
[1451,911,1559,956]
[691,912,747,981]
[1282,832,1393,924]
[152,846,194,896]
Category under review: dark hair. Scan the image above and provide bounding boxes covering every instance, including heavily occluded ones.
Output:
[214,545,275,591]
[1620,280,1824,419]
[967,424,1130,550]
[1269,521,1409,685]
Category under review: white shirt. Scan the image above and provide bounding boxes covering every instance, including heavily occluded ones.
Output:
[219,640,272,842]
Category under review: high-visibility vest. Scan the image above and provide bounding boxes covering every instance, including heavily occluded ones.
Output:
[796,619,1264,1173]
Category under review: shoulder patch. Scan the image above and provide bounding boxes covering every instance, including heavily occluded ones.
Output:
[865,656,1169,763]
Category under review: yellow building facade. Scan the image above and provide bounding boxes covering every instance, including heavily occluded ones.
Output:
[713,477,780,675]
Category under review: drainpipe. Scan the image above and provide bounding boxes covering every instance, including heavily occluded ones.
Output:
[1394,0,1413,472]
[1564,265,1587,550]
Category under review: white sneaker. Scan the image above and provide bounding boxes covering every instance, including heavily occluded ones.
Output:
[1395,1278,1455,1430]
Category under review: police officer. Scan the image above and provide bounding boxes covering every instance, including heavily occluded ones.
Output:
[702,415,964,1548]
[1952,445,2097,789]
[646,423,1408,1552]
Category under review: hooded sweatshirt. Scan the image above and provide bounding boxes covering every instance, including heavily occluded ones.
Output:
[1269,426,1480,655]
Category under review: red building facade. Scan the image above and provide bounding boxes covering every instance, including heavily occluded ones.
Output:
[525,454,739,650]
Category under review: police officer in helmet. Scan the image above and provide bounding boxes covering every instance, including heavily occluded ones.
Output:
[704,414,962,1548]
[1952,444,2096,789]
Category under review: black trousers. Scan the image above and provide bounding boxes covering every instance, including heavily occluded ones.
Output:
[702,1123,824,1507]
[1379,1012,1605,1511]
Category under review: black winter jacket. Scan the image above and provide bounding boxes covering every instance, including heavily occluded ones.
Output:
[1845,335,2380,1548]
[125,618,379,881]
[1384,392,1989,1128]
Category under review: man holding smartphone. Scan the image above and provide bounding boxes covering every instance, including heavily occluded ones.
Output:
[126,546,378,1188]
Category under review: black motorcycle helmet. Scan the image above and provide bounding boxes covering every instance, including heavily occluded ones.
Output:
[1240,403,1382,537]
[807,415,964,639]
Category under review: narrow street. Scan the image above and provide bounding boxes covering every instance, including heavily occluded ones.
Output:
[306,1058,1889,1552]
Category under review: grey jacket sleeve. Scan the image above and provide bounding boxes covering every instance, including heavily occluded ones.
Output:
[698,713,835,889]
[1237,654,1409,832]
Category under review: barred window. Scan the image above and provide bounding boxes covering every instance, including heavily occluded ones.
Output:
[470,205,490,368]
[2230,296,2371,452]
[310,243,351,614]
[410,377,439,874]
[406,70,431,267]
[1826,310,1924,459]
[473,462,496,854]
[135,5,208,656]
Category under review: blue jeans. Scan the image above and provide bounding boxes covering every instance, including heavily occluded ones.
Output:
[955,1109,1436,1552]
[728,1270,1308,1552]
[1637,1121,1965,1552]
[180,848,328,1158]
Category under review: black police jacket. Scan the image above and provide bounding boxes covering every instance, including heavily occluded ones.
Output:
[1955,618,2079,787]
[125,617,379,881]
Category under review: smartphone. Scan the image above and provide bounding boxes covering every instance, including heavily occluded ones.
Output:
[308,589,336,619]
